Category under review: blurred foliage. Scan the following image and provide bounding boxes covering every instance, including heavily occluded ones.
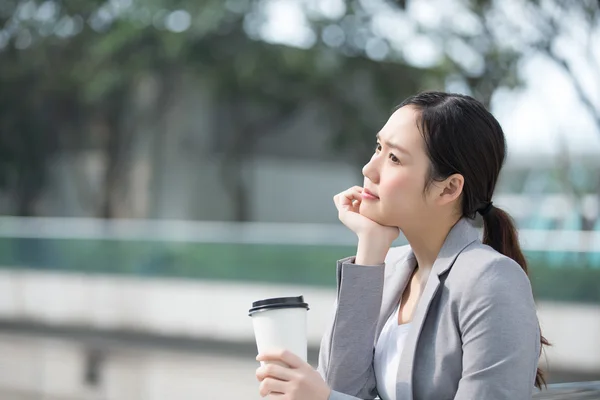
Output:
[0,237,598,303]
[0,0,598,218]
[0,0,433,217]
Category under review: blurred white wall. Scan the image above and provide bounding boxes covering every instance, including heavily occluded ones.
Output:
[0,334,263,400]
[0,270,598,374]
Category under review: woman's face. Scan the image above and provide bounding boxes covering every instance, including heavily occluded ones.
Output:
[360,105,436,229]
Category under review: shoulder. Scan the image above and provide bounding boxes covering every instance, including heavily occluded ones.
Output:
[448,241,533,301]
[448,242,540,344]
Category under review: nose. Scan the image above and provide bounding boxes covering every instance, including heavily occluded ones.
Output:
[362,153,380,184]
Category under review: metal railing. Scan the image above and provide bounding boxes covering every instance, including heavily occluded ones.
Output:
[0,215,599,250]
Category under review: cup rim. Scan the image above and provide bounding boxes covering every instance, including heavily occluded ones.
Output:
[248,295,309,316]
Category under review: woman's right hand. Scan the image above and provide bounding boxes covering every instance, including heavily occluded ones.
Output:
[333,186,399,265]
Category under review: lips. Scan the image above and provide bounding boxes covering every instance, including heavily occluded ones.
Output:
[362,188,380,200]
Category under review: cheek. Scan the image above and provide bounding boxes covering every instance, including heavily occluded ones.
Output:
[380,170,420,200]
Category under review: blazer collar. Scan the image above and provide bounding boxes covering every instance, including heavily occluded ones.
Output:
[431,218,480,276]
[392,218,480,400]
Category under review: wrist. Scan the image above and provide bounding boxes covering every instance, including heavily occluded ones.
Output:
[355,238,390,265]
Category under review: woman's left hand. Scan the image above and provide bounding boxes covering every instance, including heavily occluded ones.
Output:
[255,350,331,400]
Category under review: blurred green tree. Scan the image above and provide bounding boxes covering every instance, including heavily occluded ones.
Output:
[1,0,595,220]
[0,0,434,218]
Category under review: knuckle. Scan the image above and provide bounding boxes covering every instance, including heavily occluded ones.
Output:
[264,364,275,376]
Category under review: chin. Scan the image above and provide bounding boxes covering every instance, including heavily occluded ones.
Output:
[359,204,391,226]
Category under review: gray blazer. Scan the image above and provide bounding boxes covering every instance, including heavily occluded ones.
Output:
[317,218,541,400]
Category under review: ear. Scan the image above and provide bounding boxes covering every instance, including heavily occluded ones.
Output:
[436,173,464,206]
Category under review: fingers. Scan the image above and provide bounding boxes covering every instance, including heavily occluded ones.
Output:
[341,186,363,207]
[257,349,304,369]
[256,362,297,382]
[258,377,287,397]
[333,186,363,211]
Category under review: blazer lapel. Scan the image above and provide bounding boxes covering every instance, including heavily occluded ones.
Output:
[375,251,417,344]
[395,219,480,400]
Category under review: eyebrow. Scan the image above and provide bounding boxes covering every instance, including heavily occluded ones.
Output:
[376,133,411,156]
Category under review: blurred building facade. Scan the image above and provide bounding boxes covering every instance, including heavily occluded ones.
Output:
[21,74,600,228]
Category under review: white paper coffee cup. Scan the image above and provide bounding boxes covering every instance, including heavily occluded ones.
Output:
[249,295,310,365]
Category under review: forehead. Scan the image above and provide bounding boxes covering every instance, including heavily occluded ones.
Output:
[378,105,424,150]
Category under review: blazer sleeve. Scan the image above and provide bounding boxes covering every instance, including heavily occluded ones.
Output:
[454,257,541,400]
[317,256,385,400]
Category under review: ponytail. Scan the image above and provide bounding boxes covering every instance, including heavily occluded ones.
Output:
[481,205,550,389]
[400,91,550,389]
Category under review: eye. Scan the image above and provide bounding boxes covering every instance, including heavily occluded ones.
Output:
[389,153,400,164]
[375,143,382,152]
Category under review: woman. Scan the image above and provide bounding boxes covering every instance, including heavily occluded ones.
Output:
[255,92,547,400]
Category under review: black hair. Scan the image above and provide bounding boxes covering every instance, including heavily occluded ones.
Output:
[397,91,549,389]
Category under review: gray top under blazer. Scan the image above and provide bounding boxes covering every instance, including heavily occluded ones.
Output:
[317,218,541,400]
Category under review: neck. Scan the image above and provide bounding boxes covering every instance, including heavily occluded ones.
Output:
[402,216,461,280]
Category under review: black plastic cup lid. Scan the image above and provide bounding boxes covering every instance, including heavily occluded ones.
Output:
[248,295,309,316]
